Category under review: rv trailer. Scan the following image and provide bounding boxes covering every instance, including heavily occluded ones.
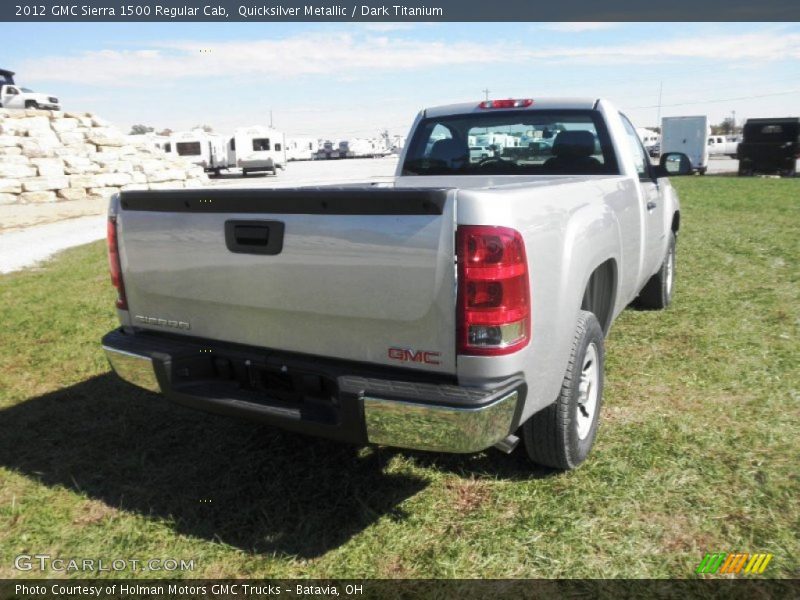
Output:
[232,126,287,175]
[170,129,231,175]
[286,137,318,161]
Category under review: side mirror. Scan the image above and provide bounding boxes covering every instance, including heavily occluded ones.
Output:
[655,152,693,177]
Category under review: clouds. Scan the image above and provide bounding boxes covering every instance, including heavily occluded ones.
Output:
[19,28,800,88]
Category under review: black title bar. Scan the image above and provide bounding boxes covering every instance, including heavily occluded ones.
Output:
[3,0,799,22]
[3,579,800,600]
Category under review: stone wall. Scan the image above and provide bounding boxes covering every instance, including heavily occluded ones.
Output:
[0,109,207,207]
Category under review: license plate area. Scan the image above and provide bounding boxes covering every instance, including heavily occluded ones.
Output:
[169,349,339,424]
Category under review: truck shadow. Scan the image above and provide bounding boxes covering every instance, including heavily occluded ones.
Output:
[0,374,427,558]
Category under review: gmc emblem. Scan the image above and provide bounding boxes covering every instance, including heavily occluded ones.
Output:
[388,347,441,365]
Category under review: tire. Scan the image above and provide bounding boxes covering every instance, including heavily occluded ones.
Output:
[635,231,676,310]
[521,310,605,470]
[738,164,753,177]
[781,165,796,178]
[25,101,38,109]
[698,167,707,175]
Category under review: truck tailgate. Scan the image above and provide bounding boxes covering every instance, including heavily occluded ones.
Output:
[115,188,457,374]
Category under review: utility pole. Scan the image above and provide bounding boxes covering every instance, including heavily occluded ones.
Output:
[482,88,490,101]
[656,81,663,129]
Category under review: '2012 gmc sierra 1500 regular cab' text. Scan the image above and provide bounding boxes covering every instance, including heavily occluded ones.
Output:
[102,98,692,470]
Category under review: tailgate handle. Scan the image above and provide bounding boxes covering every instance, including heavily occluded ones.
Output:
[225,220,285,255]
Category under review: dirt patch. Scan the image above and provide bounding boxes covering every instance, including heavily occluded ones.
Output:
[446,478,492,514]
[72,499,118,526]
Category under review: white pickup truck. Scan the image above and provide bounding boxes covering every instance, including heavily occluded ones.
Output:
[102,98,691,470]
[707,134,740,158]
[0,84,60,111]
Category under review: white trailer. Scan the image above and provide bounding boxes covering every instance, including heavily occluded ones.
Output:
[348,137,392,158]
[337,140,354,159]
[286,137,318,161]
[314,140,339,160]
[661,116,710,174]
[636,128,660,151]
[170,129,230,174]
[390,135,406,154]
[232,126,286,175]
[126,132,172,154]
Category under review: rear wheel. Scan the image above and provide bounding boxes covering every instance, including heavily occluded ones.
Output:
[738,164,754,177]
[521,310,605,470]
[635,231,676,310]
[25,100,39,109]
[781,165,796,178]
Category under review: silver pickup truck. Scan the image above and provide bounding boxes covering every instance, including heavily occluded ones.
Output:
[102,98,691,470]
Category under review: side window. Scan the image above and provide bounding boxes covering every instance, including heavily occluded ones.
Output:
[620,113,651,179]
[275,143,282,151]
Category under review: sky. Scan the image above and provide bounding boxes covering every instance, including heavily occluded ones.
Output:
[4,22,800,139]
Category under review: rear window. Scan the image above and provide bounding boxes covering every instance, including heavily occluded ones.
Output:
[176,142,201,156]
[402,109,619,176]
[253,138,270,151]
[744,122,800,142]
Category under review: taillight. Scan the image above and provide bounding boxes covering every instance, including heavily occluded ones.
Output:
[457,226,530,355]
[478,99,534,109]
[107,216,127,310]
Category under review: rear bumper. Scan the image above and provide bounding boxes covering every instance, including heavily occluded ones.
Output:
[102,329,524,454]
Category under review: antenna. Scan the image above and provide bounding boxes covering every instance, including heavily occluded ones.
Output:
[482,88,490,101]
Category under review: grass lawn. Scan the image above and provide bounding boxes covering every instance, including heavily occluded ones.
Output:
[0,177,797,579]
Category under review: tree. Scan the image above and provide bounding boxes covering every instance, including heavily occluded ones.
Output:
[157,128,173,137]
[194,124,214,133]
[711,118,740,136]
[129,124,154,135]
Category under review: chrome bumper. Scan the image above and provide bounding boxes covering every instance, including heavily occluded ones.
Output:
[103,340,521,454]
[363,391,519,453]
[103,345,160,393]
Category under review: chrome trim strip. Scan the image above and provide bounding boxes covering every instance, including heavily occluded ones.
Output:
[363,390,519,453]
[102,346,160,393]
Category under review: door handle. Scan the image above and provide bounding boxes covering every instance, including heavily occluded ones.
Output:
[225,220,284,255]
[647,201,657,210]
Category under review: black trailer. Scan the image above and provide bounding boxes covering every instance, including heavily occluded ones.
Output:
[737,117,799,178]
[0,69,14,86]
